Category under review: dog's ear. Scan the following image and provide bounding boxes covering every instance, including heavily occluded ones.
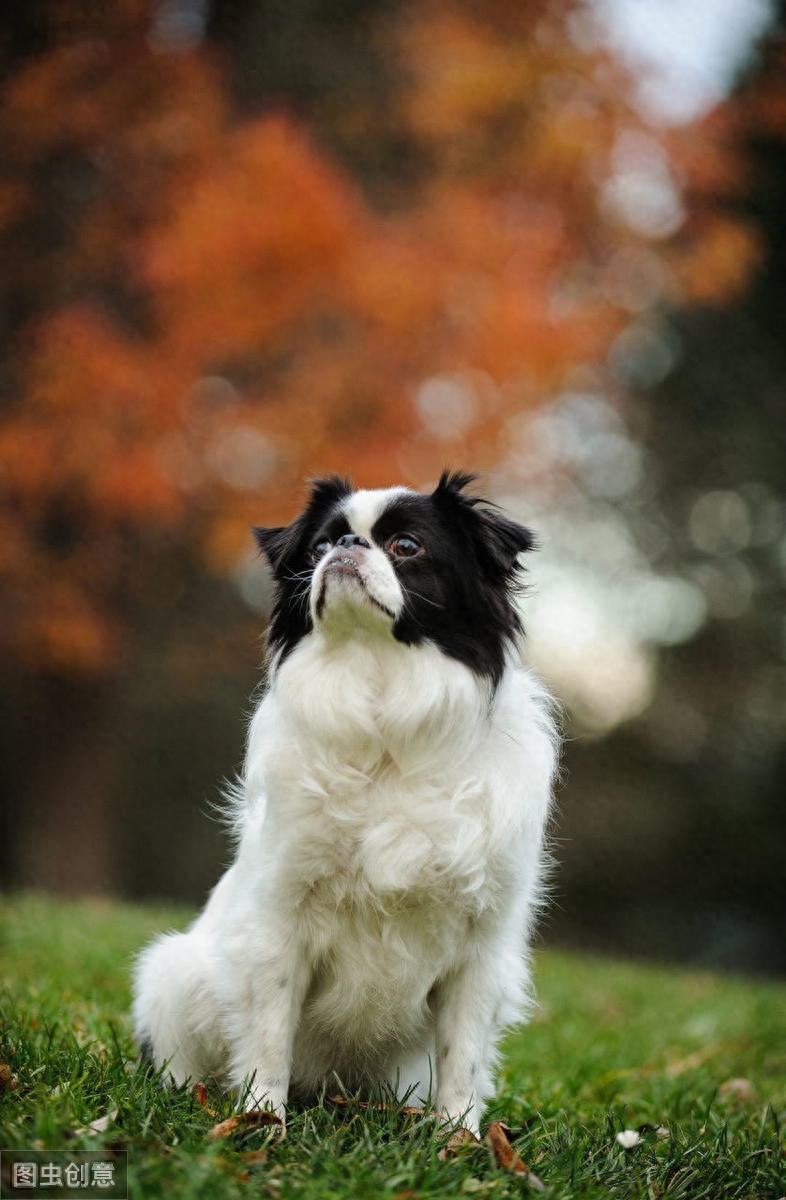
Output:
[433,468,536,572]
[476,508,536,571]
[252,525,291,570]
[252,476,354,572]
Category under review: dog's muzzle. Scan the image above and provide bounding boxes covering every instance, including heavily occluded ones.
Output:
[315,549,368,617]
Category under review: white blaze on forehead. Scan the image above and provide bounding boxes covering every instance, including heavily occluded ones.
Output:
[341,487,412,545]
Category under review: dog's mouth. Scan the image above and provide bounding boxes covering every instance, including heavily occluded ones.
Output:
[325,555,363,578]
[314,554,395,621]
[315,555,364,619]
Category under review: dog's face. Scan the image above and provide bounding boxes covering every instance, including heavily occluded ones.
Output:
[254,471,535,687]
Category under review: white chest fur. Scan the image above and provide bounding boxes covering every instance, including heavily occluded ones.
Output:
[239,637,550,915]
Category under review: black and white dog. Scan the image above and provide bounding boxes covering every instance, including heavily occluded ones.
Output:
[133,471,558,1134]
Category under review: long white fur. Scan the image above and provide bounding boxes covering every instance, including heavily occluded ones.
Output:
[133,487,558,1135]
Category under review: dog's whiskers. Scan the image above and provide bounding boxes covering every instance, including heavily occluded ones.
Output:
[405,589,444,610]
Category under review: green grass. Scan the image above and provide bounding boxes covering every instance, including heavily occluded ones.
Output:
[1,893,784,1198]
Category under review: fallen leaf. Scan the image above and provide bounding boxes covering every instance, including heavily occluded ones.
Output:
[485,1121,545,1190]
[214,1148,269,1181]
[192,1081,221,1117]
[0,1065,18,1091]
[214,1155,244,1179]
[437,1127,479,1160]
[239,1149,270,1166]
[207,1110,286,1142]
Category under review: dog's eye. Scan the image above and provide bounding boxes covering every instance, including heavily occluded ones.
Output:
[311,539,332,562]
[387,535,422,560]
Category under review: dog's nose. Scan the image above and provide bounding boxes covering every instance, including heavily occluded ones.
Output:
[336,534,370,550]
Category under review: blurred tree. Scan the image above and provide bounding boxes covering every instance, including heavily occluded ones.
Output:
[0,0,764,894]
[550,17,786,973]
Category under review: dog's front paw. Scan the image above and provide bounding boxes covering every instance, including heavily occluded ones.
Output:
[437,1095,480,1138]
[243,1079,287,1124]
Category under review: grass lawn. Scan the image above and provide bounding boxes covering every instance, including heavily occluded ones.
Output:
[1,893,784,1198]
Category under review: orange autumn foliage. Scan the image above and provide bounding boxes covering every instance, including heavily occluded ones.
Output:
[0,0,767,674]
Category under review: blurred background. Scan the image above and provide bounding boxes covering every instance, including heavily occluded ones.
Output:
[1,0,784,975]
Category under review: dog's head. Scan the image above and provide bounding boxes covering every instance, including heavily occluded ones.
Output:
[254,471,535,687]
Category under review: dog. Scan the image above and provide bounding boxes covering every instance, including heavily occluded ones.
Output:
[133,470,558,1135]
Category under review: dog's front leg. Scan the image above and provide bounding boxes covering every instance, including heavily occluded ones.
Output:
[227,951,310,1121]
[432,956,501,1136]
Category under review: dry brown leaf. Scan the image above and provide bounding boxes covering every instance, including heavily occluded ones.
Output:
[192,1081,221,1117]
[238,1149,270,1166]
[207,1110,286,1142]
[214,1155,243,1178]
[485,1121,545,1191]
[327,1094,376,1111]
[215,1148,269,1182]
[0,1065,18,1091]
[437,1126,479,1160]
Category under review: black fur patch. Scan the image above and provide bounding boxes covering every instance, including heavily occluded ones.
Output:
[252,475,352,655]
[138,1035,155,1067]
[253,470,535,688]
